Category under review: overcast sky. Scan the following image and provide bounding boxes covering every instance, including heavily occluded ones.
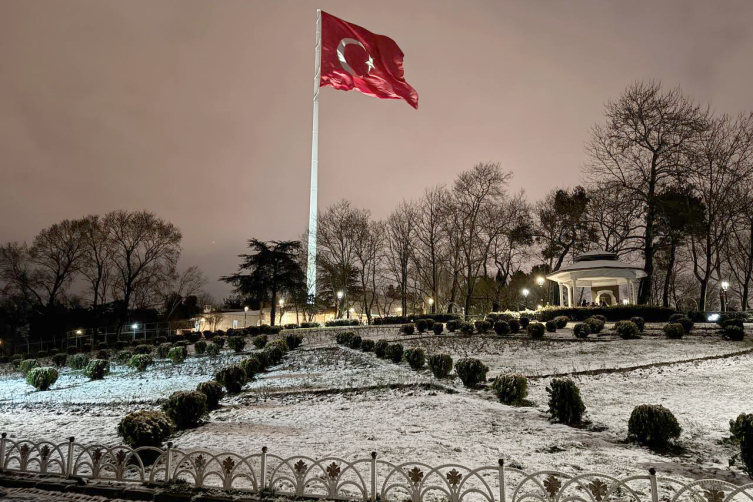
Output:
[2,0,752,300]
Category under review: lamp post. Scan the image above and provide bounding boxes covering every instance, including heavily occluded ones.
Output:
[336,290,344,319]
[722,281,730,312]
[131,323,139,343]
[536,276,545,305]
[522,288,530,310]
[427,297,434,315]
[244,306,249,327]
[279,298,284,325]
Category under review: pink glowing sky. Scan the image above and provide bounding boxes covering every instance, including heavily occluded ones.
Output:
[1,0,752,299]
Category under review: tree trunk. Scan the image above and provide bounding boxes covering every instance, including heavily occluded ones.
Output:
[662,241,676,308]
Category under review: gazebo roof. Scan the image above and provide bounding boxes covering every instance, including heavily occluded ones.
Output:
[546,250,646,283]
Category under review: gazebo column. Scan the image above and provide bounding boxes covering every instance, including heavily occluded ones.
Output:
[569,280,576,307]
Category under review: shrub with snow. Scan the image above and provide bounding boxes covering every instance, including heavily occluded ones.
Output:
[494,321,511,336]
[475,320,492,334]
[730,413,753,443]
[168,346,187,364]
[545,321,557,333]
[286,333,304,350]
[227,336,246,353]
[253,335,268,350]
[554,316,569,329]
[446,320,460,332]
[361,339,375,352]
[128,354,153,372]
[416,319,428,333]
[492,373,528,405]
[519,317,530,329]
[264,344,285,365]
[459,322,475,336]
[133,344,152,355]
[433,323,444,335]
[241,356,262,378]
[206,342,221,356]
[427,354,453,378]
[52,353,68,367]
[118,410,173,448]
[194,340,207,355]
[386,343,404,363]
[527,322,545,339]
[335,332,354,345]
[663,323,685,339]
[616,320,641,340]
[115,351,132,364]
[349,335,362,349]
[509,319,521,333]
[84,359,110,380]
[404,348,425,370]
[163,390,208,428]
[724,325,745,341]
[68,353,91,370]
[630,317,645,332]
[547,379,586,425]
[374,340,388,358]
[157,344,171,359]
[215,365,247,394]
[628,404,681,448]
[19,359,39,376]
[585,317,604,333]
[26,367,58,391]
[455,358,488,388]
[197,380,224,411]
[401,324,415,335]
[573,323,590,339]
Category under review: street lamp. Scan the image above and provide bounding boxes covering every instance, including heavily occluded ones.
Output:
[427,297,434,314]
[722,281,730,312]
[131,323,139,343]
[244,306,249,326]
[336,290,344,318]
[522,288,530,310]
[622,299,629,305]
[278,298,284,324]
[536,276,545,286]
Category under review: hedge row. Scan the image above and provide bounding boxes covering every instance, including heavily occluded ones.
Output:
[539,306,676,322]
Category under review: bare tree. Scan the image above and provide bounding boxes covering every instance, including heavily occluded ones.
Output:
[386,201,418,315]
[161,265,207,320]
[353,218,383,322]
[79,215,114,307]
[413,186,450,313]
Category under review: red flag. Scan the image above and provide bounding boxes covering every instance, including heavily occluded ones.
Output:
[319,11,418,109]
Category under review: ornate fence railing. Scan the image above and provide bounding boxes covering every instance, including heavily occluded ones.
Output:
[1,434,751,502]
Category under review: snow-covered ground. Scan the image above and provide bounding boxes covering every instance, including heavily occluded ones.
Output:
[0,326,751,485]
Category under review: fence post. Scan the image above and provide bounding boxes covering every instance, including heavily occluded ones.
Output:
[371,452,377,502]
[498,459,505,502]
[0,433,6,471]
[649,467,658,502]
[164,442,172,483]
[66,437,75,477]
[261,446,267,491]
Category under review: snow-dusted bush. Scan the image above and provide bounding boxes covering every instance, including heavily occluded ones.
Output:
[301,322,320,328]
[349,335,362,349]
[616,320,641,340]
[509,319,521,333]
[374,340,388,358]
[194,340,207,355]
[84,359,110,380]
[404,348,425,370]
[494,321,510,336]
[118,410,173,448]
[573,323,590,339]
[455,358,488,388]
[133,344,152,355]
[157,344,171,359]
[286,333,303,350]
[386,343,404,363]
[459,322,474,336]
[519,317,530,329]
[554,316,569,329]
[724,325,745,341]
[215,365,247,394]
[361,339,375,352]
[475,320,492,334]
[545,321,557,333]
[446,320,460,332]
[128,354,153,372]
[663,323,685,339]
[206,342,221,356]
[585,317,604,333]
[678,317,694,333]
[115,351,132,364]
[263,344,285,366]
[492,373,528,405]
[26,367,58,391]
[527,322,545,339]
[547,379,585,425]
[401,324,415,335]
[228,336,247,353]
[669,313,685,323]
[52,353,68,367]
[335,332,354,345]
[628,404,681,447]
[168,346,187,364]
[427,354,453,378]
[730,413,753,443]
[19,359,39,376]
[68,353,90,370]
[213,337,226,348]
[593,315,607,323]
[432,323,444,335]
[630,317,645,332]
[416,319,428,333]
[241,356,262,378]
[163,390,208,428]
[197,380,224,411]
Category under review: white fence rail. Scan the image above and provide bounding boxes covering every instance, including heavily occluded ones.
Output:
[0,434,751,502]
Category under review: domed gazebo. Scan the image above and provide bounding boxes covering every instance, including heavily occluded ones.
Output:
[546,250,647,307]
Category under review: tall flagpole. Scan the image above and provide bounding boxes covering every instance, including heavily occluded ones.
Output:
[306,9,322,304]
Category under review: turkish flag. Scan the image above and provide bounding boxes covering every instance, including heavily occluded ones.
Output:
[320,11,418,109]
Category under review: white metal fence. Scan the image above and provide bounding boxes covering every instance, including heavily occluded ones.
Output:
[1,434,751,502]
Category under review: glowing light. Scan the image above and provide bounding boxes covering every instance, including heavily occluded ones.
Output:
[623,299,629,305]
[721,281,730,291]
[428,298,434,305]
[131,324,139,330]
[536,304,543,310]
[279,298,284,306]
[522,288,530,297]
[336,290,344,299]
[707,313,721,322]
[75,329,83,335]
[536,276,545,286]
[349,307,355,313]
[244,306,249,312]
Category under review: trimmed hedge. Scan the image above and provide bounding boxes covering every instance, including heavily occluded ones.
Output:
[724,325,745,341]
[386,343,404,363]
[628,404,682,447]
[616,320,641,340]
[163,390,208,428]
[404,348,425,370]
[215,365,247,393]
[540,306,676,322]
[547,379,586,425]
[455,358,488,387]
[26,367,58,390]
[128,354,154,372]
[663,323,685,339]
[433,323,444,335]
[84,359,110,380]
[427,354,453,378]
[361,339,375,352]
[168,346,187,364]
[491,373,528,405]
[118,410,173,448]
[197,380,224,410]
[545,321,557,333]
[573,323,590,339]
[527,322,545,339]
[494,321,510,336]
[374,340,388,358]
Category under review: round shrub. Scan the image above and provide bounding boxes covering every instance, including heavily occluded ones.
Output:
[215,365,247,393]
[128,354,153,372]
[519,317,530,329]
[52,353,68,367]
[374,340,388,358]
[724,325,745,341]
[163,390,208,428]
[118,410,173,448]
[491,373,528,405]
[427,354,453,378]
[206,342,221,356]
[631,317,645,332]
[115,350,132,364]
[19,359,39,376]
[616,320,641,340]
[401,324,415,335]
[573,323,590,339]
[669,313,686,323]
[494,321,510,336]
[361,339,375,352]
[194,340,207,355]
[678,317,694,333]
[264,344,285,365]
[545,321,557,333]
[133,344,152,355]
[286,334,304,350]
[213,337,226,348]
[554,316,569,329]
[527,322,545,339]
[475,320,491,334]
[509,319,521,333]
[26,367,58,391]
[593,315,607,323]
[168,346,187,364]
[349,335,362,349]
[459,322,475,336]
[404,348,425,370]
[433,323,444,335]
[386,343,404,363]
[446,320,460,332]
[585,317,605,333]
[227,336,246,353]
[454,358,489,387]
[67,353,91,370]
[628,404,682,447]
[663,323,685,339]
[84,359,110,380]
[547,378,586,425]
[722,318,744,329]
[335,332,354,345]
[157,344,171,359]
[197,380,224,411]
[240,356,262,379]
[416,319,428,333]
[729,413,753,443]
